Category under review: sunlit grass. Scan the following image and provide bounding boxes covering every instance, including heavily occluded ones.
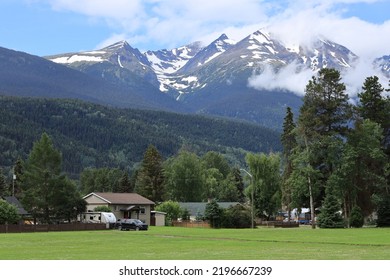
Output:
[0,226,389,260]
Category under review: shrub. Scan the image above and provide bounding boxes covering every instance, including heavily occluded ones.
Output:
[204,200,223,228]
[93,206,112,212]
[221,204,251,228]
[349,205,364,228]
[377,195,390,227]
[0,200,21,224]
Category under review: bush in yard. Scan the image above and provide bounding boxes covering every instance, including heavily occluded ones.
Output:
[377,195,390,227]
[349,205,364,228]
[204,200,223,228]
[0,199,21,224]
[155,200,182,226]
[221,204,252,228]
[317,184,345,228]
[93,206,112,212]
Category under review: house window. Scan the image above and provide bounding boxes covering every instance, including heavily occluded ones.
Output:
[140,207,145,214]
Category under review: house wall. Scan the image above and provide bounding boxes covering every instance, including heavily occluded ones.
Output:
[84,194,153,225]
[84,196,110,212]
[86,204,152,225]
[128,204,151,225]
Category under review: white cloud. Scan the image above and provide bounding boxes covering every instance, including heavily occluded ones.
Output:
[341,57,389,97]
[46,0,144,19]
[247,62,314,96]
[35,0,390,59]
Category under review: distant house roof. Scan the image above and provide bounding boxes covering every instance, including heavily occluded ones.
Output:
[179,202,240,217]
[4,196,29,215]
[83,192,155,205]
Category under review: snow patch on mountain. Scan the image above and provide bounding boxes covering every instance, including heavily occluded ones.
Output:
[51,54,106,64]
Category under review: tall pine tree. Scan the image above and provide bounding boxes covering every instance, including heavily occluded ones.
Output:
[357,76,390,188]
[281,107,296,221]
[135,145,165,202]
[22,133,83,223]
[295,68,352,228]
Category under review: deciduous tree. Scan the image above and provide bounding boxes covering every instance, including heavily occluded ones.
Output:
[163,151,205,202]
[246,152,281,220]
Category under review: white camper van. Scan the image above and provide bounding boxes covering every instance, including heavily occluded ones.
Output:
[80,212,117,228]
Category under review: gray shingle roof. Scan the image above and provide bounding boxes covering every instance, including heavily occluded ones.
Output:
[84,192,155,205]
[179,202,240,216]
[4,196,29,215]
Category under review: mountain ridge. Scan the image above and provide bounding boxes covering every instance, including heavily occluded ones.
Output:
[2,27,388,131]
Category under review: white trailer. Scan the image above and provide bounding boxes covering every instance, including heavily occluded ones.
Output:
[80,212,117,228]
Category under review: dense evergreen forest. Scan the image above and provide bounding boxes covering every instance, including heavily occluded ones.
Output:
[1,70,389,228]
[0,95,281,178]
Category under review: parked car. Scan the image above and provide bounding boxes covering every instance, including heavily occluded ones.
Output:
[116,219,148,231]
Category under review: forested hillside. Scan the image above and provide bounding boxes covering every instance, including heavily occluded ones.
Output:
[0,96,281,178]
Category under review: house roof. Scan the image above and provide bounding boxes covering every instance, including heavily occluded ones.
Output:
[83,192,155,205]
[4,196,29,215]
[179,202,240,216]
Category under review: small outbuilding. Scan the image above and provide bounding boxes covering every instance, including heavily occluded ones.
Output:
[151,211,166,226]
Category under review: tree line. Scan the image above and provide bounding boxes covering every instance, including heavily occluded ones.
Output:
[0,96,281,177]
[280,70,389,228]
[1,69,389,227]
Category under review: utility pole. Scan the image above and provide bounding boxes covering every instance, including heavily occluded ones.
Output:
[12,174,16,197]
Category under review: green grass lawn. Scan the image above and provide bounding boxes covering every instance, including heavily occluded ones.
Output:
[0,226,389,260]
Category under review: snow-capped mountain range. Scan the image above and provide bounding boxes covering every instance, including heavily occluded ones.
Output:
[43,28,389,129]
[47,29,386,97]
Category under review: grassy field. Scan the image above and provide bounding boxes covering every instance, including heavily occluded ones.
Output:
[0,226,389,260]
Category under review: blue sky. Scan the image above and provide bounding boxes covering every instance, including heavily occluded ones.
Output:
[0,0,389,57]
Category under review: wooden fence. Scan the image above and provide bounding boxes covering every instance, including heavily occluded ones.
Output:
[0,223,107,234]
[172,221,210,228]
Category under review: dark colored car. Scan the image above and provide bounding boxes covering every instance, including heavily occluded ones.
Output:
[116,219,148,231]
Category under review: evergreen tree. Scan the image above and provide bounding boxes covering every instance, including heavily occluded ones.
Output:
[294,68,352,228]
[204,200,223,228]
[281,107,296,221]
[358,76,387,124]
[357,76,390,187]
[300,68,352,137]
[231,167,245,203]
[0,169,8,198]
[317,183,344,228]
[349,205,364,228]
[135,145,165,202]
[334,120,387,220]
[80,167,122,194]
[117,172,133,193]
[22,133,83,223]
[377,194,390,227]
[22,133,62,223]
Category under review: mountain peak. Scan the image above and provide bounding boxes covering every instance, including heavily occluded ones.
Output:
[218,33,229,40]
[102,40,131,51]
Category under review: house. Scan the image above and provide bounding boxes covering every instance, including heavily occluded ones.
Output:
[83,192,155,225]
[179,202,240,221]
